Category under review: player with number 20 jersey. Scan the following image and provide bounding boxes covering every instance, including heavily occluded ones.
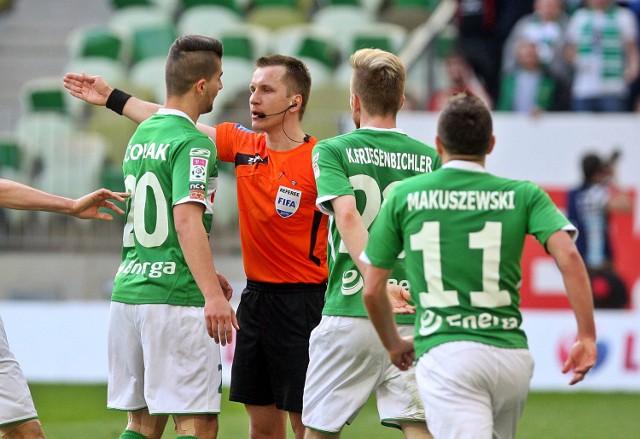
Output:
[113,109,217,305]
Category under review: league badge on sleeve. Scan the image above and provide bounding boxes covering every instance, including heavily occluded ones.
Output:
[275,185,301,218]
[190,157,208,182]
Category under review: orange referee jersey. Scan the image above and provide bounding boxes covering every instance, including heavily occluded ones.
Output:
[215,122,328,284]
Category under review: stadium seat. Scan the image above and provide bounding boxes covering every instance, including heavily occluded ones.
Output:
[271,24,341,70]
[0,135,21,173]
[129,56,168,104]
[342,22,407,58]
[379,0,437,31]
[245,6,308,32]
[110,0,153,8]
[62,58,128,121]
[311,5,375,42]
[131,24,177,65]
[219,24,271,61]
[108,5,174,65]
[14,112,76,182]
[176,5,243,36]
[111,0,179,15]
[37,131,107,202]
[214,57,255,109]
[66,26,124,62]
[19,77,67,114]
[179,0,242,13]
[304,80,351,139]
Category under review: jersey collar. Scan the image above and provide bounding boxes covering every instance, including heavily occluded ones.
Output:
[358,126,405,134]
[443,160,487,173]
[157,108,195,125]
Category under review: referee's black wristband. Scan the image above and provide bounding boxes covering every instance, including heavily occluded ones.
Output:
[106,88,132,115]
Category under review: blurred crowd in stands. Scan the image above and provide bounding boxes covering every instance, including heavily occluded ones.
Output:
[433,0,640,115]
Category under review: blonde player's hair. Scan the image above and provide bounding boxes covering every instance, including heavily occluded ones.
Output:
[349,48,406,116]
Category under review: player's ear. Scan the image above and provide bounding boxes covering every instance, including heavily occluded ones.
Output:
[195,78,206,95]
[486,135,496,155]
[435,136,444,155]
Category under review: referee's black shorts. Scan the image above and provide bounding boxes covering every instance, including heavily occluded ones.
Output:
[229,280,326,413]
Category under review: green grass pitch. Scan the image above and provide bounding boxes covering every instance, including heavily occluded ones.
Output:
[29,384,640,438]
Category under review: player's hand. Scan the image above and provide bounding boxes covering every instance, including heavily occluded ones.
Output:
[387,284,415,314]
[216,271,233,301]
[204,296,239,346]
[562,337,597,385]
[63,72,112,106]
[388,336,415,371]
[71,189,129,220]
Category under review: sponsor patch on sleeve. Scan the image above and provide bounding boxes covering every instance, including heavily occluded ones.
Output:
[190,190,205,201]
[190,148,211,157]
[190,157,208,182]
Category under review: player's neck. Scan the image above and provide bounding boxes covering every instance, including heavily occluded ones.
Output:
[359,113,397,129]
[164,98,199,124]
[442,153,486,167]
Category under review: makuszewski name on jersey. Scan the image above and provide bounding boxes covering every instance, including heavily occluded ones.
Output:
[276,185,301,218]
[408,190,515,211]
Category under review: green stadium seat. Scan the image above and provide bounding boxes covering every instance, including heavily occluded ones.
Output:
[179,0,241,13]
[344,22,407,57]
[219,24,271,61]
[176,5,243,36]
[246,6,308,31]
[19,78,67,114]
[0,136,21,172]
[67,26,124,62]
[131,24,177,65]
[129,56,168,104]
[272,24,340,70]
[109,5,174,65]
[380,0,438,31]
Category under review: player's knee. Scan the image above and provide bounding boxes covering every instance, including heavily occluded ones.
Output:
[0,419,46,439]
[174,414,218,439]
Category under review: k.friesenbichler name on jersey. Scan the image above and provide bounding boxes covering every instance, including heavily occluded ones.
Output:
[346,147,435,173]
[407,190,516,211]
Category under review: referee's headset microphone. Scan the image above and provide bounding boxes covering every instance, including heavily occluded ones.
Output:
[256,102,297,118]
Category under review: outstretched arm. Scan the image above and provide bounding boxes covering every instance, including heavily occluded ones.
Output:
[547,230,597,385]
[63,72,217,140]
[63,72,159,124]
[0,179,128,220]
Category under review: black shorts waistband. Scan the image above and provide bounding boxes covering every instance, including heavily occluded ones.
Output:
[245,279,327,294]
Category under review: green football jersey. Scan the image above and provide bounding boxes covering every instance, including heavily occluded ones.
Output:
[312,127,441,322]
[363,161,575,357]
[112,109,218,306]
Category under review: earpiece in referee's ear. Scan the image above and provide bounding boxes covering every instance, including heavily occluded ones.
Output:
[290,102,298,108]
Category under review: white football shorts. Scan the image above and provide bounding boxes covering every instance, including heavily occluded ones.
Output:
[0,316,38,427]
[416,341,534,439]
[302,316,424,433]
[107,302,223,414]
